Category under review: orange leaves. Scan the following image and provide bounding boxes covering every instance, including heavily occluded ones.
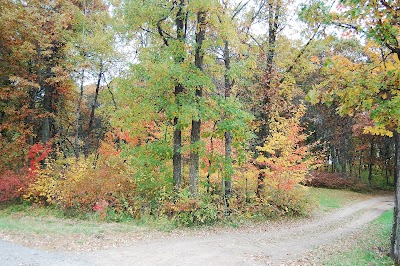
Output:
[115,128,139,147]
[24,155,136,215]
[98,132,121,158]
[256,105,318,191]
[310,56,320,64]
[99,124,163,159]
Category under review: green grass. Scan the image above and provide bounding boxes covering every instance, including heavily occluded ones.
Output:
[310,187,371,211]
[0,203,134,235]
[323,209,394,265]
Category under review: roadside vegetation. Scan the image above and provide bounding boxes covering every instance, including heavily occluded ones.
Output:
[0,187,377,235]
[323,209,394,266]
[0,186,393,263]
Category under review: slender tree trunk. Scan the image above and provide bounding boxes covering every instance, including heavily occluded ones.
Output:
[189,11,206,196]
[172,0,186,190]
[368,141,374,186]
[256,172,265,198]
[266,2,279,75]
[84,62,102,158]
[349,158,353,177]
[330,147,335,173]
[341,157,346,174]
[37,45,51,146]
[358,151,363,179]
[391,131,400,263]
[190,119,201,196]
[223,40,233,198]
[386,160,390,186]
[395,132,399,186]
[173,86,183,189]
[42,85,51,145]
[74,70,84,159]
[206,135,214,194]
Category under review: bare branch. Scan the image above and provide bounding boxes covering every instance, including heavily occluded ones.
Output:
[231,0,251,20]
[102,74,117,110]
[281,23,324,82]
[157,19,170,46]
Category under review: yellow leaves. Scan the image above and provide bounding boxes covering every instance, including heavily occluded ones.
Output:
[255,105,317,190]
[385,53,400,71]
[363,125,393,137]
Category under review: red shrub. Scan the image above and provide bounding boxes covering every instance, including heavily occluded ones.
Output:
[0,169,32,202]
[302,171,349,189]
[27,143,52,178]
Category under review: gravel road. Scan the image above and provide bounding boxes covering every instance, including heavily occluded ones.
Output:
[0,195,394,266]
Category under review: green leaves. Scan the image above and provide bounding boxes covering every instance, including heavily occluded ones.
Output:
[306,88,320,105]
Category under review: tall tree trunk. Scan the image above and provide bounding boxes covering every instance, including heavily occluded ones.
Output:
[172,0,186,190]
[266,2,279,75]
[189,11,206,196]
[173,86,183,189]
[84,62,102,158]
[37,44,52,146]
[74,70,84,159]
[370,4,400,243]
[391,131,400,263]
[395,132,399,186]
[223,40,233,198]
[256,2,281,147]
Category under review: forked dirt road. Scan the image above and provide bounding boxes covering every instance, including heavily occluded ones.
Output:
[0,195,394,265]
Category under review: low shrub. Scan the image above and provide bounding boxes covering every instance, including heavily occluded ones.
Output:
[303,171,369,191]
[265,186,314,217]
[0,169,32,203]
[24,156,137,218]
[161,190,220,226]
[225,185,314,221]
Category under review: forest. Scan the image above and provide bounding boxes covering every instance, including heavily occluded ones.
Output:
[0,0,399,263]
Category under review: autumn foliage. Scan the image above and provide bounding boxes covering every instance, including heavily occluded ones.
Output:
[0,170,30,203]
[256,105,319,191]
[2,0,398,231]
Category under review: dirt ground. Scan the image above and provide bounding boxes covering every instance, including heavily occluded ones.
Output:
[0,194,394,265]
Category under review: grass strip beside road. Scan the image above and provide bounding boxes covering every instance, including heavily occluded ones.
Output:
[310,187,372,211]
[323,209,393,265]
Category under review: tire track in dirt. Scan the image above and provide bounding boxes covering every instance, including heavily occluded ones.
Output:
[82,195,393,266]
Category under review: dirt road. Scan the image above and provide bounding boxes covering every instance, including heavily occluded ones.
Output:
[0,195,394,265]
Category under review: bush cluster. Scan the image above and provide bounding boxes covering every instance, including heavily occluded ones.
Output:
[228,185,313,220]
[303,171,369,191]
[0,170,32,203]
[24,156,137,218]
[161,192,220,226]
[3,153,316,226]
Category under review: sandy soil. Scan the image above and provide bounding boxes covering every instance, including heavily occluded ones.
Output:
[0,194,394,266]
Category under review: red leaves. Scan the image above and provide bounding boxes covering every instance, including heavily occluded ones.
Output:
[0,169,31,202]
[93,199,109,213]
[27,143,52,177]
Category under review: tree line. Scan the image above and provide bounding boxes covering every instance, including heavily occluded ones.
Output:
[0,0,399,262]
